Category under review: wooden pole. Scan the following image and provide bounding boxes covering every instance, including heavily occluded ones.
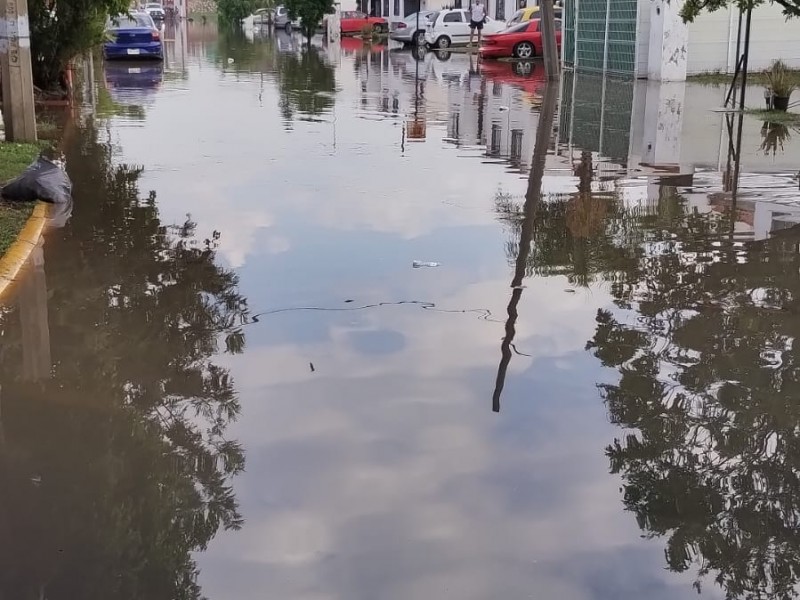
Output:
[539,0,559,80]
[0,0,37,142]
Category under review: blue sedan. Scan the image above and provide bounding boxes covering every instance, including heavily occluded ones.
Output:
[104,13,163,60]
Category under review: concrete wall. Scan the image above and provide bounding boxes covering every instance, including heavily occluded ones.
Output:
[687,4,800,74]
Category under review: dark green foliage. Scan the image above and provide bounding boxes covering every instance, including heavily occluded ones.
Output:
[215,0,261,25]
[28,0,129,90]
[285,0,333,42]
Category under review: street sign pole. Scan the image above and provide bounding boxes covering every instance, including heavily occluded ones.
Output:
[0,0,37,142]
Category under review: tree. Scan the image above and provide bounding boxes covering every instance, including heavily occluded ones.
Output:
[284,0,333,43]
[681,0,800,22]
[0,115,249,600]
[215,0,261,25]
[28,0,129,91]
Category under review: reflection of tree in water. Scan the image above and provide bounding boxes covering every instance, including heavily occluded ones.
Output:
[276,46,336,124]
[0,117,248,600]
[584,188,800,598]
[214,31,335,125]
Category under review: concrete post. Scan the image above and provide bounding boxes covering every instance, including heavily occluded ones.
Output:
[0,0,37,142]
[647,0,688,81]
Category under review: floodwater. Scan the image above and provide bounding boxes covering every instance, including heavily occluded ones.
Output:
[2,20,800,600]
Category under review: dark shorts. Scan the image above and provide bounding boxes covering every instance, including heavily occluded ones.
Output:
[469,19,484,30]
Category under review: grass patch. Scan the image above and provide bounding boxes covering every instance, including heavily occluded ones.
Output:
[0,142,40,256]
[0,142,40,183]
[746,109,800,125]
[689,69,800,86]
[0,203,35,256]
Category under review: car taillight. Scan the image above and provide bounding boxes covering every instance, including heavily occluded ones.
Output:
[151,29,160,40]
[483,38,497,45]
[396,21,407,28]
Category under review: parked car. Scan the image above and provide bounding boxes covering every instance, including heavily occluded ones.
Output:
[144,2,165,20]
[480,18,561,59]
[389,10,435,45]
[274,5,300,30]
[104,13,163,60]
[340,11,388,34]
[424,9,505,49]
[242,7,271,28]
[505,2,562,27]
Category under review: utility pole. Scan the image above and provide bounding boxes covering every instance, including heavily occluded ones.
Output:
[491,82,558,413]
[539,0,558,80]
[0,0,37,142]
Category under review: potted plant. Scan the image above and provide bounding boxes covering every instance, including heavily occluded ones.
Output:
[766,60,797,112]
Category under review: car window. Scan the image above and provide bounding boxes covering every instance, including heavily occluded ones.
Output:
[506,21,530,33]
[443,11,462,22]
[108,14,153,28]
[355,11,366,18]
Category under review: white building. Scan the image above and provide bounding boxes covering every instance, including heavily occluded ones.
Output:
[565,0,800,80]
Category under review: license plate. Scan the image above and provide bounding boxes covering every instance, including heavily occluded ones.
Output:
[128,67,141,74]
[127,48,140,55]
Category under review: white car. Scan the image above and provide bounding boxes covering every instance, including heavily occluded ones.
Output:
[424,9,505,48]
[274,5,301,30]
[144,2,165,20]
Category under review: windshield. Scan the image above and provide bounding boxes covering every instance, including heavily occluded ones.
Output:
[146,3,161,7]
[405,11,432,23]
[108,14,154,28]
[426,11,439,24]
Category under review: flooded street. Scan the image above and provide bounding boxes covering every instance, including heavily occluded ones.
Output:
[3,20,800,600]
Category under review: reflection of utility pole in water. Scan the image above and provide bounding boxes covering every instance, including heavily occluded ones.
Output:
[492,83,558,413]
[0,0,37,142]
[18,240,51,382]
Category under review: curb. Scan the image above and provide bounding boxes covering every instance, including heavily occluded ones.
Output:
[0,202,48,299]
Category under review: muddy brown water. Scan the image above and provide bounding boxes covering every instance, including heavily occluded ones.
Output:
[2,20,800,600]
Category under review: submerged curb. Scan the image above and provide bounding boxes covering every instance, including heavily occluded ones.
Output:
[0,202,48,299]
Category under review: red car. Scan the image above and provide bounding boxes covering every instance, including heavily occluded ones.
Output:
[480,19,562,59]
[340,11,388,34]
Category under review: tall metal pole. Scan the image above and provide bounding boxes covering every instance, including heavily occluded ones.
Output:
[539,0,559,80]
[0,0,37,142]
[737,7,752,110]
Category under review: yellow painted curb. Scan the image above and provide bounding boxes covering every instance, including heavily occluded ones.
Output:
[0,202,48,299]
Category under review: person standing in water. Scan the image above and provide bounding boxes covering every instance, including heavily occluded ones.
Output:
[469,0,486,48]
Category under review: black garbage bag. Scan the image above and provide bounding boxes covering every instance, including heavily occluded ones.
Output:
[0,156,72,204]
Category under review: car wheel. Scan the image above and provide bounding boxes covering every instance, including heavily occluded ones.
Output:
[414,30,425,45]
[373,23,382,33]
[436,35,451,49]
[514,41,535,59]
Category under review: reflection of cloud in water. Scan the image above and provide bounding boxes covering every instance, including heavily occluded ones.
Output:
[199,275,719,600]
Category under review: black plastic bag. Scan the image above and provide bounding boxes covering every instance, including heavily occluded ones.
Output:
[1,156,73,204]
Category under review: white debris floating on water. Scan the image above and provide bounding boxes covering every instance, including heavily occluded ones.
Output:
[412,260,440,268]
